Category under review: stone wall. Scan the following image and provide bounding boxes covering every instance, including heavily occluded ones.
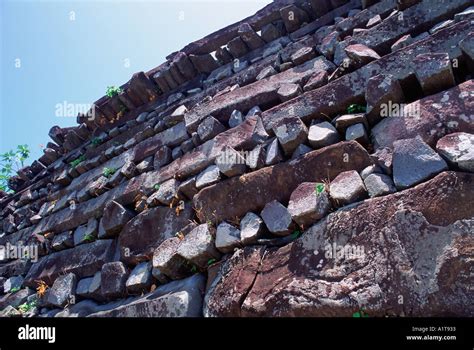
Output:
[0,0,473,317]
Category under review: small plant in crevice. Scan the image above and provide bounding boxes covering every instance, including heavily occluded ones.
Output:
[106,86,123,98]
[102,167,116,178]
[347,104,366,114]
[82,233,95,243]
[315,183,325,195]
[190,265,198,274]
[291,230,302,240]
[70,155,86,168]
[90,137,102,147]
[352,310,369,318]
[153,184,160,191]
[9,286,20,293]
[18,300,37,313]
[207,258,217,266]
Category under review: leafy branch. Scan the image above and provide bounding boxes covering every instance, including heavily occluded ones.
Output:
[0,145,30,192]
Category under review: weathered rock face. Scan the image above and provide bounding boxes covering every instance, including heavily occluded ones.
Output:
[392,136,448,190]
[45,273,77,308]
[24,239,116,287]
[194,141,372,223]
[436,132,474,172]
[371,80,474,150]
[205,172,474,317]
[2,0,474,319]
[89,274,205,317]
[119,204,194,264]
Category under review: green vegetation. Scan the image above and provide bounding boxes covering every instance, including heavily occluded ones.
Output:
[18,300,37,313]
[352,310,369,317]
[291,230,302,239]
[315,183,325,195]
[207,258,217,266]
[0,145,30,192]
[190,265,198,273]
[102,167,116,178]
[70,155,86,168]
[90,137,102,147]
[106,86,123,98]
[347,104,366,114]
[10,286,20,293]
[82,234,95,243]
[153,184,161,191]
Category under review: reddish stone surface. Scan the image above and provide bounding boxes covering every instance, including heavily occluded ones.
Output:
[194,141,372,223]
[119,204,194,265]
[205,172,474,316]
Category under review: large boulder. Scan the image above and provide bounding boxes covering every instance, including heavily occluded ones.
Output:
[393,137,448,190]
[194,141,372,223]
[288,182,331,227]
[329,170,367,206]
[436,132,474,172]
[89,274,205,317]
[273,117,309,156]
[24,239,116,287]
[119,204,194,265]
[205,172,474,316]
[371,80,474,150]
[177,224,221,268]
[261,200,293,237]
[101,201,135,238]
[45,273,77,308]
[101,262,129,299]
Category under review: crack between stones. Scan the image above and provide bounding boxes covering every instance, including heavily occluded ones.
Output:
[238,248,268,313]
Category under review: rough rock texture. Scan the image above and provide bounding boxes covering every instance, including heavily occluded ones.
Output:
[45,273,77,308]
[101,262,129,299]
[273,117,309,156]
[288,182,331,227]
[101,201,135,238]
[393,137,448,190]
[436,132,474,172]
[90,274,205,317]
[194,142,372,222]
[24,239,116,287]
[329,170,367,206]
[308,122,340,149]
[205,172,474,316]
[364,173,397,197]
[177,224,221,268]
[2,0,474,319]
[119,204,194,264]
[126,262,153,295]
[216,222,241,253]
[261,200,293,236]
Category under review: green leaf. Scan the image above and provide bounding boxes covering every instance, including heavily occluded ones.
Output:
[207,258,217,266]
[10,286,20,293]
[315,183,325,194]
[102,167,117,178]
[291,230,301,239]
[352,311,361,317]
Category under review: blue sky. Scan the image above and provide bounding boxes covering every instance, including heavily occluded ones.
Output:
[0,0,271,164]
